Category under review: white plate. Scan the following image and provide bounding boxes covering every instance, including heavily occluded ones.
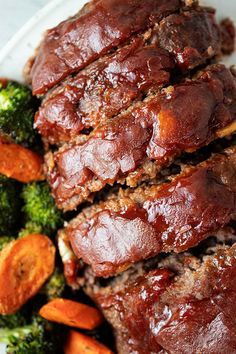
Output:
[0,0,235,81]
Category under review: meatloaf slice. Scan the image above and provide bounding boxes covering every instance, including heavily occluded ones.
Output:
[35,8,221,145]
[46,64,236,210]
[86,242,236,354]
[28,0,182,95]
[63,146,236,277]
[35,41,174,145]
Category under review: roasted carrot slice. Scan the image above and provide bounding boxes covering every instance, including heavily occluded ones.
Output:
[39,298,103,330]
[0,142,44,182]
[0,234,55,314]
[64,330,113,354]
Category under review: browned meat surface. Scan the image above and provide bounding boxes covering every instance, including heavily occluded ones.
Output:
[220,18,235,54]
[35,9,221,144]
[46,64,236,210]
[155,8,221,70]
[35,42,174,144]
[87,244,236,354]
[28,0,181,95]
[64,147,236,277]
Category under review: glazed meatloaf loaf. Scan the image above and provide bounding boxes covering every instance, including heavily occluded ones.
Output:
[84,233,236,354]
[61,146,236,277]
[35,7,221,144]
[27,0,236,352]
[46,64,236,211]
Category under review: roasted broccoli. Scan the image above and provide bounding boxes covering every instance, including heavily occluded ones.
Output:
[18,221,43,238]
[0,80,39,145]
[41,269,66,300]
[0,311,28,330]
[21,182,63,236]
[0,315,63,354]
[0,175,21,236]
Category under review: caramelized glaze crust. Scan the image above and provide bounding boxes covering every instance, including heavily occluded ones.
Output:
[29,0,181,94]
[66,147,236,277]
[92,245,236,353]
[46,65,236,210]
[35,9,221,144]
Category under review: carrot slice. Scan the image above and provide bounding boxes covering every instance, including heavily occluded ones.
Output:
[39,298,103,330]
[0,142,44,182]
[64,330,113,354]
[0,234,55,314]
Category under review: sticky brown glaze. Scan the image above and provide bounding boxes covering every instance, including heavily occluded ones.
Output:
[67,147,236,277]
[29,0,181,95]
[47,64,236,210]
[35,42,174,144]
[104,269,173,354]
[93,245,236,354]
[156,8,221,70]
[35,9,221,144]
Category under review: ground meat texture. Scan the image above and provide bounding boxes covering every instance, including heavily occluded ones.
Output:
[46,64,236,211]
[155,8,221,70]
[220,18,235,55]
[28,0,181,95]
[66,147,236,277]
[90,245,236,354]
[34,8,221,145]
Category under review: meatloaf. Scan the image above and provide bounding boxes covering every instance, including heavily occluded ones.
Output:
[85,240,236,354]
[27,0,236,352]
[35,8,221,144]
[46,64,236,211]
[61,146,236,277]
[28,0,182,95]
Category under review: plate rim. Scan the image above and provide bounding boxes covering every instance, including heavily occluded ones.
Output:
[0,0,64,61]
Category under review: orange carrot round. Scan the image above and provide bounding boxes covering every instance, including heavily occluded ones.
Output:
[64,330,113,354]
[0,142,44,182]
[39,298,103,330]
[0,234,55,314]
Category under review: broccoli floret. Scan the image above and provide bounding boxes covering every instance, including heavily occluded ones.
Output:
[41,269,66,300]
[0,312,27,330]
[21,182,63,236]
[0,80,39,145]
[0,316,61,354]
[0,175,21,236]
[18,221,43,238]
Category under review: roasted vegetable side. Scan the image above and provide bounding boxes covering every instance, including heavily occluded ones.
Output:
[0,175,21,236]
[0,234,56,315]
[0,315,62,354]
[41,268,66,301]
[0,79,38,145]
[21,182,63,236]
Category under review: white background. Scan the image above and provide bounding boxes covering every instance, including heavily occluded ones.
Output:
[0,0,48,49]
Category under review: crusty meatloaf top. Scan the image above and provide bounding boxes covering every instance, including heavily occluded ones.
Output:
[63,146,236,277]
[46,64,236,211]
[27,1,236,352]
[86,243,236,354]
[28,0,182,95]
[35,7,221,144]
